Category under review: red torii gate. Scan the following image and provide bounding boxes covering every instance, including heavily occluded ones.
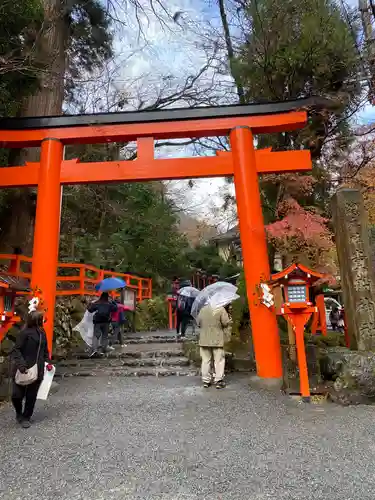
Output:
[0,97,322,381]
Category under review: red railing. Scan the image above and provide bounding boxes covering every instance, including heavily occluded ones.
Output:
[0,254,152,301]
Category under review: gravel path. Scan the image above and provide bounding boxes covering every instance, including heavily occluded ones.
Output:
[1,375,375,500]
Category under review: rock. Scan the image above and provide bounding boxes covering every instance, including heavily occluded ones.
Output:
[231,358,255,372]
[183,340,254,372]
[320,347,375,405]
[183,341,200,366]
[320,346,349,379]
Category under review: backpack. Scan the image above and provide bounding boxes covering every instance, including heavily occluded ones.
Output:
[177,296,194,314]
[177,295,187,312]
[185,297,194,315]
[91,302,114,323]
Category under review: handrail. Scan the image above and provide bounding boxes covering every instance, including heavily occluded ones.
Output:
[0,254,152,301]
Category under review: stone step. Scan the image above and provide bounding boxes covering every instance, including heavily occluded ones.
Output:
[66,349,185,360]
[61,342,185,360]
[55,366,199,378]
[124,333,178,339]
[57,356,190,368]
[123,337,183,344]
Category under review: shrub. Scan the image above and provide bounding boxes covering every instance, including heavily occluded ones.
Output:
[135,296,169,331]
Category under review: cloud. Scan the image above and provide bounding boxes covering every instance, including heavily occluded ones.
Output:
[357,104,375,124]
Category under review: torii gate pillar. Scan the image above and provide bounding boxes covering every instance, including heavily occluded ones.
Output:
[230,126,282,379]
[31,139,63,353]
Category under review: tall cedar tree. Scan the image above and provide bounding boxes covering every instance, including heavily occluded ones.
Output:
[225,0,361,270]
[0,0,113,252]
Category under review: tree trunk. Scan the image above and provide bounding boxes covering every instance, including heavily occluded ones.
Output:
[0,0,68,254]
[217,0,246,104]
[24,0,67,120]
[359,0,375,102]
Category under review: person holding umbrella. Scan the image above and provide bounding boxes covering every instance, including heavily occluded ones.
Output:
[197,303,232,389]
[87,277,125,355]
[192,282,239,389]
[176,286,199,338]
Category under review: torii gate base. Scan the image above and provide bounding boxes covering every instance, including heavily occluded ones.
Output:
[0,98,317,381]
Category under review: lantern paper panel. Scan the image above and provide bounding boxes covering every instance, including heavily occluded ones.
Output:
[287,285,307,303]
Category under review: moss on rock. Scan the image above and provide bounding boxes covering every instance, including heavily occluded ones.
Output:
[320,347,375,405]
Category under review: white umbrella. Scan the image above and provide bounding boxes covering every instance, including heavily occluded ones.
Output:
[209,291,240,311]
[178,286,200,298]
[191,282,238,318]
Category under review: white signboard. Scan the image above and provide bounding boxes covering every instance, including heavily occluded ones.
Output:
[123,288,136,311]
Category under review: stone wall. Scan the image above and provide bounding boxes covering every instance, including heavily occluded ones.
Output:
[332,189,375,351]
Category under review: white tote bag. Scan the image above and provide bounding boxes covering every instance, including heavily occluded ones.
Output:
[37,363,56,400]
[15,332,42,386]
[73,310,94,347]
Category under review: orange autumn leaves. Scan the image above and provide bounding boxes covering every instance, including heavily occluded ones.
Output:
[264,173,334,273]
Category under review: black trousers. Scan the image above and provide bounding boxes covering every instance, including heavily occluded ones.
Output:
[176,311,190,335]
[111,322,123,345]
[93,322,109,352]
[12,380,41,420]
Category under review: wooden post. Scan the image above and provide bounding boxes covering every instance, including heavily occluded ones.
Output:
[168,300,173,330]
[287,322,297,362]
[294,321,310,401]
[79,266,86,295]
[287,313,312,401]
[9,250,21,275]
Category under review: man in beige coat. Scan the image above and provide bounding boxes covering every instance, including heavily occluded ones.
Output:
[196,304,232,388]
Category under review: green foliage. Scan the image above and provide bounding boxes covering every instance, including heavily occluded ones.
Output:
[227,0,360,270]
[0,0,112,116]
[60,181,189,283]
[231,272,249,335]
[237,0,361,159]
[185,244,222,274]
[58,145,188,284]
[238,0,360,155]
[305,331,346,348]
[135,297,169,331]
[185,244,240,278]
[0,0,44,118]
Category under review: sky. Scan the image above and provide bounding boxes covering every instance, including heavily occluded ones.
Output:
[104,0,233,225]
[99,0,375,228]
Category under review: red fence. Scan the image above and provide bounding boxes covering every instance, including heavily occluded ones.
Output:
[0,254,152,301]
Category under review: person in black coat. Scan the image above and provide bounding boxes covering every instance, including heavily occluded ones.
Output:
[87,292,118,355]
[11,311,52,428]
[176,295,195,337]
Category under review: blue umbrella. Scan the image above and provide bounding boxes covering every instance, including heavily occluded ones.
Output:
[95,277,126,292]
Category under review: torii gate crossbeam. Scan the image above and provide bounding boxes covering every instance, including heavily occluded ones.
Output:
[0,97,322,381]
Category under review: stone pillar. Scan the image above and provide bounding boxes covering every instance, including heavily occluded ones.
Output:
[332,189,375,350]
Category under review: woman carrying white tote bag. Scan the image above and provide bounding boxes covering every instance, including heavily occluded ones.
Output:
[11,306,53,429]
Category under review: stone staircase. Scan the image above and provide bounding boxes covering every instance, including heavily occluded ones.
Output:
[55,331,199,378]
